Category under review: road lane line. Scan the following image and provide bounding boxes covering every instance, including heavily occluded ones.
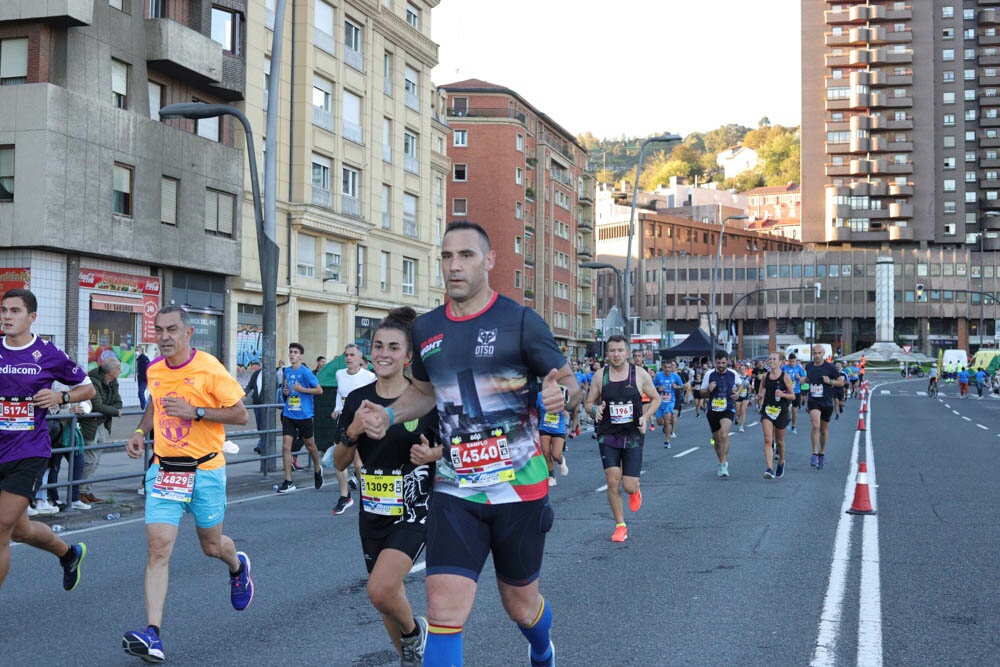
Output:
[746,421,759,427]
[977,424,989,430]
[952,410,961,415]
[944,404,951,408]
[858,409,883,666]
[409,560,426,574]
[962,416,971,421]
[673,447,699,458]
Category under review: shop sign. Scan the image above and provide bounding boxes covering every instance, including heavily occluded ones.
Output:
[79,268,161,295]
[0,268,30,293]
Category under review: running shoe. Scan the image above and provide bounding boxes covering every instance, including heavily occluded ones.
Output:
[530,640,556,667]
[276,480,296,493]
[817,454,825,470]
[774,448,779,461]
[35,498,59,515]
[332,495,354,515]
[764,468,775,479]
[62,543,87,591]
[230,551,254,611]
[348,476,359,490]
[26,504,38,517]
[810,453,819,468]
[557,456,569,476]
[122,626,164,663]
[664,440,671,449]
[291,457,302,471]
[834,411,839,420]
[791,426,798,434]
[611,523,628,542]
[739,426,745,433]
[671,432,677,438]
[629,488,643,512]
[775,463,785,478]
[71,499,92,510]
[314,469,324,490]
[548,476,557,487]
[717,462,727,478]
[401,616,428,667]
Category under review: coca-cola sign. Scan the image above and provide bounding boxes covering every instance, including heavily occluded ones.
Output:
[79,268,160,294]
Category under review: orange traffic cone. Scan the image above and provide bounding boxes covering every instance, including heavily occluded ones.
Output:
[861,396,868,413]
[857,412,866,431]
[846,462,876,515]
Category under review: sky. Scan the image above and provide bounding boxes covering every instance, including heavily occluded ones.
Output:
[431,0,802,140]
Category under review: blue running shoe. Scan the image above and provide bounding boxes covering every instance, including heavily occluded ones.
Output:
[775,462,785,478]
[810,453,819,468]
[664,440,671,449]
[123,626,164,663]
[817,454,825,470]
[763,468,774,479]
[530,640,555,667]
[230,551,254,610]
[62,543,86,591]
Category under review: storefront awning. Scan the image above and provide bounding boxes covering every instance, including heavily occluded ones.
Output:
[90,294,144,313]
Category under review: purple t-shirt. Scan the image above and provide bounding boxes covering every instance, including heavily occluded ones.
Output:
[0,335,88,463]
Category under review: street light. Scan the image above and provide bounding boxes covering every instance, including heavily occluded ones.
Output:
[580,261,624,313]
[159,102,280,468]
[709,215,748,360]
[624,134,682,331]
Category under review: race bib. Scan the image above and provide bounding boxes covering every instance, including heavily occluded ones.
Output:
[449,428,515,488]
[0,397,34,431]
[711,397,728,412]
[543,412,561,426]
[360,473,404,516]
[151,469,195,503]
[810,384,825,398]
[608,402,634,424]
[764,405,782,420]
[288,396,301,411]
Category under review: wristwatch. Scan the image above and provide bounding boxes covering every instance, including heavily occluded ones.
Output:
[61,391,70,406]
[194,407,207,422]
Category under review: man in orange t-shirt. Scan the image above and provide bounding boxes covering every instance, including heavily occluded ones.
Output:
[122,306,251,663]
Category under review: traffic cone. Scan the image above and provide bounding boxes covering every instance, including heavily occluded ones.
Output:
[846,462,876,515]
[861,396,868,413]
[857,412,866,431]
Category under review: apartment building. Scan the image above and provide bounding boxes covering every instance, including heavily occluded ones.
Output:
[0,0,247,406]
[744,183,802,239]
[232,0,446,374]
[802,0,1000,251]
[439,79,595,359]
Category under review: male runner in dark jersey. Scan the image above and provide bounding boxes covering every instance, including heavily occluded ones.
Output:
[699,351,742,478]
[804,344,845,470]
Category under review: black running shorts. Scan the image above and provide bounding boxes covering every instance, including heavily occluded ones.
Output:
[707,409,735,434]
[281,415,315,440]
[360,524,427,574]
[807,401,834,422]
[0,456,48,500]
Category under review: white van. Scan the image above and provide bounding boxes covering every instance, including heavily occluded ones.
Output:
[784,343,833,361]
[941,349,969,371]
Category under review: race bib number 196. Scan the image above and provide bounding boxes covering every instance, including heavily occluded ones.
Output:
[450,429,515,488]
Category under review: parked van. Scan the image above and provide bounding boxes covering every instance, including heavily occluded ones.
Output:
[784,343,833,361]
[941,349,969,371]
[969,349,1000,371]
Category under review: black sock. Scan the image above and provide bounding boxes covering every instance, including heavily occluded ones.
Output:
[149,625,161,636]
[59,546,76,566]
[401,623,420,639]
[230,561,245,578]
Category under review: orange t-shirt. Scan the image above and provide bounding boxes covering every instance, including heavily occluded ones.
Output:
[148,349,246,470]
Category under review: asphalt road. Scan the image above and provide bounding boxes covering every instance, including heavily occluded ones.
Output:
[2,379,997,666]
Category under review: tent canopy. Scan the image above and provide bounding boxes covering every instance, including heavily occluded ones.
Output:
[660,329,714,359]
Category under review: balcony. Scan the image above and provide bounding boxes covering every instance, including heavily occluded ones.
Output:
[578,217,594,231]
[446,107,527,123]
[0,0,92,26]
[849,159,871,174]
[343,120,363,144]
[577,245,593,259]
[889,202,914,218]
[312,106,333,131]
[980,135,1000,148]
[849,137,870,153]
[869,181,888,197]
[980,156,1000,168]
[145,19,222,85]
[888,182,914,196]
[981,9,1000,24]
[404,155,419,174]
[982,215,1000,231]
[826,163,850,177]
[578,190,594,204]
[312,186,333,209]
[405,90,419,111]
[980,52,1000,67]
[577,302,593,315]
[344,47,363,72]
[849,48,871,65]
[829,226,853,242]
[888,225,915,241]
[847,27,870,45]
[341,194,361,218]
[826,32,849,47]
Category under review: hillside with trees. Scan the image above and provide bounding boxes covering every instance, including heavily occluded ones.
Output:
[576,118,800,193]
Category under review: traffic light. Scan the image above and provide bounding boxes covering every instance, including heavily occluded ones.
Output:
[916,283,924,301]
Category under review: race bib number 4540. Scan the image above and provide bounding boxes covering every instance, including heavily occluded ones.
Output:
[450,429,515,488]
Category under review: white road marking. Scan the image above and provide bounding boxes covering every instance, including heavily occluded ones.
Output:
[858,419,883,667]
[409,560,426,574]
[944,403,951,408]
[880,390,890,395]
[977,424,989,430]
[746,421,759,427]
[953,410,961,415]
[916,392,926,396]
[962,416,972,422]
[673,447,699,458]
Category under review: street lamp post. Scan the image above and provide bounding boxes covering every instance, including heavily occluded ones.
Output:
[709,215,748,360]
[159,102,280,472]
[624,134,682,333]
[581,261,624,314]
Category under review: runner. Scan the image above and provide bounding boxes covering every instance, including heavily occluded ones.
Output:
[0,288,93,592]
[357,222,580,667]
[653,359,682,448]
[832,361,849,418]
[734,362,751,432]
[974,367,987,399]
[699,350,742,478]
[537,390,569,486]
[756,352,795,479]
[275,343,325,493]
[781,354,806,434]
[848,363,860,398]
[804,344,845,471]
[586,335,659,542]
[123,306,253,663]
[691,365,706,418]
[334,307,440,666]
[331,343,376,514]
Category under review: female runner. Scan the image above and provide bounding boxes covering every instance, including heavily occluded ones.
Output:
[756,352,796,479]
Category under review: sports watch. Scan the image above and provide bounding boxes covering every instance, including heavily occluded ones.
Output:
[194,407,207,422]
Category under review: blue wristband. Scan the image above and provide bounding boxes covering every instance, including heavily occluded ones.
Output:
[385,406,395,426]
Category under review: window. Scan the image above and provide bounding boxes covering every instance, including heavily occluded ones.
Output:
[111,59,129,109]
[382,117,392,162]
[943,92,955,104]
[404,130,419,174]
[942,6,954,19]
[311,154,331,207]
[453,198,468,215]
[344,19,363,70]
[405,2,420,29]
[966,109,977,121]
[966,191,977,203]
[342,166,361,217]
[0,38,28,86]
[404,65,419,110]
[944,114,956,126]
[383,51,392,96]
[211,7,240,54]
[113,163,133,215]
[943,49,955,61]
[453,130,467,147]
[203,189,234,237]
[0,146,13,201]
[943,179,957,192]
[148,81,163,120]
[943,70,955,82]
[196,109,219,141]
[944,157,956,170]
[966,171,977,183]
[514,270,522,288]
[964,8,974,20]
[380,251,389,291]
[515,201,523,219]
[944,201,957,214]
[342,90,362,143]
[357,245,367,287]
[381,184,391,229]
[516,134,524,151]
[324,241,342,281]
[149,0,164,17]
[312,76,333,130]
[965,89,976,101]
[314,1,334,53]
[434,177,442,206]
[943,28,955,39]
[297,233,316,277]
[160,177,177,224]
[263,57,270,110]
[110,0,126,11]
[453,163,467,181]
[515,236,522,254]
[402,258,415,295]
[403,192,417,237]
[515,167,523,185]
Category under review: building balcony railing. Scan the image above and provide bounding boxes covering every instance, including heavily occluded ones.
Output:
[314,28,335,55]
[344,47,363,72]
[578,218,593,230]
[888,224,915,241]
[577,302,592,314]
[888,182,914,196]
[145,18,222,84]
[405,90,419,111]
[343,120,363,144]
[578,190,594,204]
[312,186,333,209]
[404,155,419,174]
[341,194,362,218]
[403,214,418,238]
[551,170,573,187]
[5,0,92,25]
[889,202,914,218]
[446,107,526,123]
[382,144,392,162]
[312,106,333,131]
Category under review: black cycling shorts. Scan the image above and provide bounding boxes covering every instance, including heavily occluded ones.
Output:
[425,491,554,586]
[360,524,427,574]
[598,435,643,478]
[0,456,48,500]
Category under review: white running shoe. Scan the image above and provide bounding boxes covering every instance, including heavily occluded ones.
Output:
[548,476,557,487]
[35,499,59,515]
[557,456,569,477]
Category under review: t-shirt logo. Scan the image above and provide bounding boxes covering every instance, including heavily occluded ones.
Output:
[32,350,42,362]
[419,333,444,361]
[475,329,497,357]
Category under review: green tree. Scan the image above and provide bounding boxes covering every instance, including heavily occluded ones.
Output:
[703,124,751,154]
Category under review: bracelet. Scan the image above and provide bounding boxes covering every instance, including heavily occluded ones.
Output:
[385,406,395,426]
[135,428,145,435]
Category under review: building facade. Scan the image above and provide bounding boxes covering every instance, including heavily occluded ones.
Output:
[0,0,247,406]
[802,0,1000,250]
[744,183,802,239]
[439,79,595,359]
[233,0,446,379]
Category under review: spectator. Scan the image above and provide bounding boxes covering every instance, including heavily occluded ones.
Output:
[136,347,150,410]
[45,381,92,511]
[78,357,123,504]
